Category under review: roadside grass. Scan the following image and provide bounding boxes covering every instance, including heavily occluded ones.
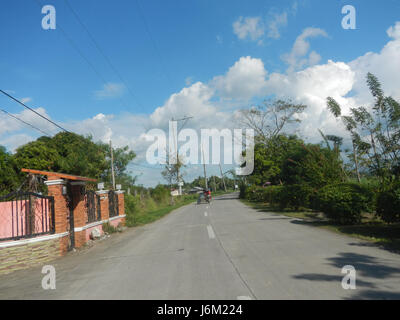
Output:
[241,199,400,253]
[126,195,197,227]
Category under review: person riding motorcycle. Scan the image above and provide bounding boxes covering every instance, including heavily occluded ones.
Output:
[204,189,211,202]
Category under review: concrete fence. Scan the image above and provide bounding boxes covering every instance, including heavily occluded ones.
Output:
[0,176,125,275]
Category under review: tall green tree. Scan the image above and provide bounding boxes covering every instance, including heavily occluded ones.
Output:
[327,73,400,185]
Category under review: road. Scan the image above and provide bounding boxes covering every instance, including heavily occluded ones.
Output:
[0,193,399,300]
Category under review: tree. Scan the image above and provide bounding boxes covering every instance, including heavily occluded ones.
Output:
[161,154,185,188]
[0,146,20,195]
[14,140,60,172]
[248,134,304,185]
[238,99,307,144]
[98,143,136,189]
[281,143,343,188]
[327,73,400,185]
[13,132,136,190]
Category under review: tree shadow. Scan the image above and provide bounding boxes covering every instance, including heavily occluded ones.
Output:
[292,252,400,299]
[290,220,400,254]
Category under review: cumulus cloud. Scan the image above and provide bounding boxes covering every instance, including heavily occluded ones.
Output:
[387,21,400,39]
[94,82,125,99]
[265,60,356,140]
[233,16,264,41]
[211,56,267,101]
[282,27,328,73]
[349,21,400,102]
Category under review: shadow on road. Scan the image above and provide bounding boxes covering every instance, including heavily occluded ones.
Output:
[292,252,400,299]
[290,219,400,254]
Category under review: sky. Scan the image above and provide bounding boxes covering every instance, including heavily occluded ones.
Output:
[1,0,400,186]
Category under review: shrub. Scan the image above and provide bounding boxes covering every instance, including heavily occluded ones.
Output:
[376,184,400,223]
[316,183,375,224]
[278,184,316,210]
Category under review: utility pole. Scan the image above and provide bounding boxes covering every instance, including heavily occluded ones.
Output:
[213,175,217,192]
[219,163,227,192]
[202,145,208,189]
[110,140,116,190]
[171,116,193,195]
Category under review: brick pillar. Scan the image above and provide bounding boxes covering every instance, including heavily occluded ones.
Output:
[70,182,87,248]
[96,190,109,221]
[44,177,69,254]
[116,191,126,226]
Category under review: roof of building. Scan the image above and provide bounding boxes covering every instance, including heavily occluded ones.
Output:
[21,168,97,182]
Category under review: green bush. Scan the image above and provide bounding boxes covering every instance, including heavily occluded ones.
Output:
[376,184,400,223]
[316,183,375,224]
[278,184,316,210]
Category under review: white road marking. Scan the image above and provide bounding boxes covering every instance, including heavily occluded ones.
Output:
[206,225,215,239]
[237,296,252,300]
[204,212,208,217]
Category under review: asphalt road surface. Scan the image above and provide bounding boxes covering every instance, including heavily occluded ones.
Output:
[0,193,399,300]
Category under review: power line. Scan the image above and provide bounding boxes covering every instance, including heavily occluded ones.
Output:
[1,108,51,137]
[131,163,162,170]
[0,89,69,133]
[63,0,143,109]
[33,0,135,112]
[134,0,173,86]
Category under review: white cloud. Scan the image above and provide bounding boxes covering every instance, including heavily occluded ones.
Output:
[211,56,267,101]
[20,97,32,104]
[265,60,356,140]
[349,21,400,102]
[266,12,288,39]
[282,27,328,73]
[94,82,125,99]
[233,16,264,41]
[387,21,400,40]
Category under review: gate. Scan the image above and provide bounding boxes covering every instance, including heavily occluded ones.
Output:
[108,190,119,218]
[0,191,55,241]
[85,190,101,223]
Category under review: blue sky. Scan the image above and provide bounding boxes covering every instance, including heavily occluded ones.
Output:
[1,0,400,186]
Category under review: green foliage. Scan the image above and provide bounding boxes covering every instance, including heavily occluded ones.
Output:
[376,184,400,223]
[278,184,317,210]
[281,144,343,188]
[249,135,304,185]
[51,133,109,179]
[315,183,375,225]
[125,192,197,227]
[1,132,136,194]
[243,184,315,211]
[327,73,400,183]
[14,140,59,171]
[150,184,170,203]
[0,146,21,195]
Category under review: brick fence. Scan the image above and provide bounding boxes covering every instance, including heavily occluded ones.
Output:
[0,176,125,275]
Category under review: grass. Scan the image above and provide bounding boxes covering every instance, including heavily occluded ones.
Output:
[241,199,400,253]
[126,195,197,227]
